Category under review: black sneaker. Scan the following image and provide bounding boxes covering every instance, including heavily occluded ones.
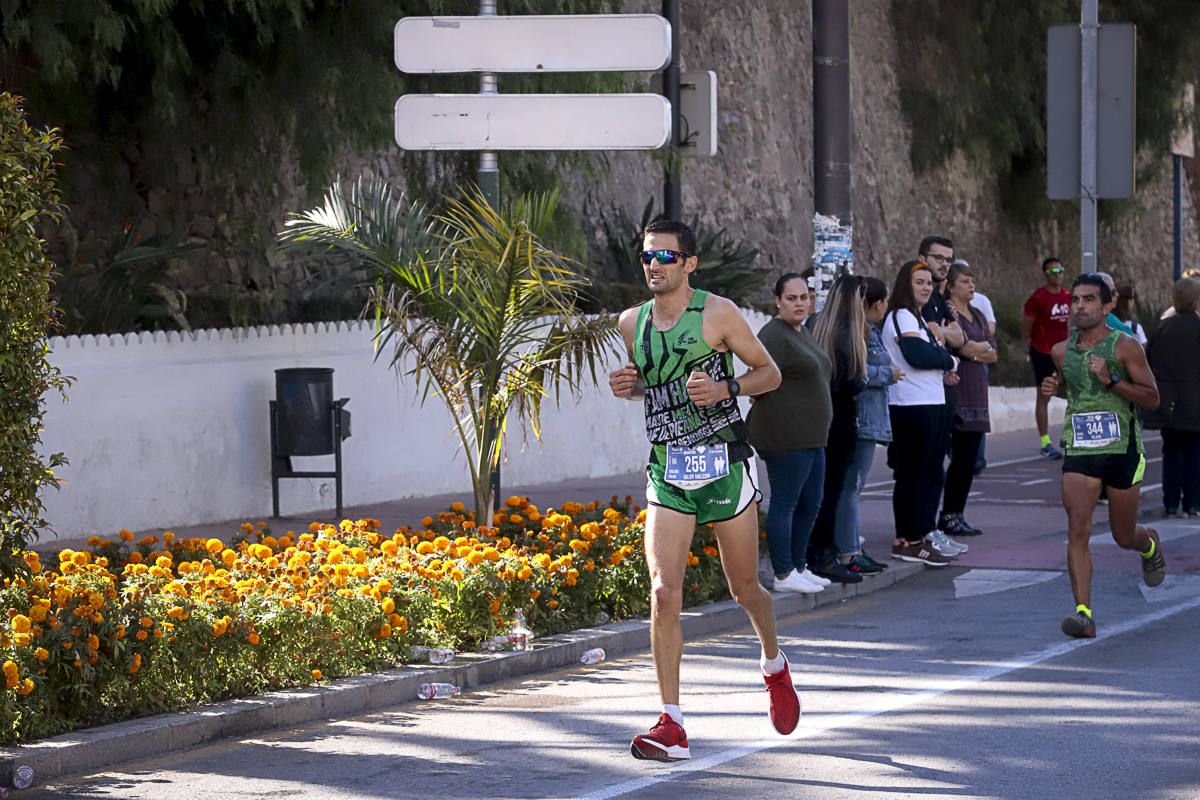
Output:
[939,513,983,537]
[858,549,889,571]
[1061,609,1096,638]
[1141,529,1165,587]
[810,559,864,584]
[846,553,886,575]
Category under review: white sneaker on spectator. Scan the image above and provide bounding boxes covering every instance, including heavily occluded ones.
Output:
[773,569,824,594]
[798,568,832,586]
[926,530,968,556]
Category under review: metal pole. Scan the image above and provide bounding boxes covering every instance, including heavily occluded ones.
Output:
[1080,0,1099,273]
[662,0,681,220]
[1174,155,1184,281]
[477,0,500,209]
[811,0,853,312]
[475,0,501,511]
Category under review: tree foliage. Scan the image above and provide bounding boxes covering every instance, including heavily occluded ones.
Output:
[0,92,71,577]
[279,180,619,516]
[892,0,1200,221]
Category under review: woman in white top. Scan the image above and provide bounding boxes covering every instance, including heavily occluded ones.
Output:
[882,259,959,566]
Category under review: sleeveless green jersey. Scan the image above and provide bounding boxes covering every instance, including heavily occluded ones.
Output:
[634,290,746,456]
[1062,328,1141,456]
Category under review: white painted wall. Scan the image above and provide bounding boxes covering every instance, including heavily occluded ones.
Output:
[39,313,1059,542]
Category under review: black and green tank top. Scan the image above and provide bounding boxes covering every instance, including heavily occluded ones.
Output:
[634,290,747,457]
[1062,328,1141,456]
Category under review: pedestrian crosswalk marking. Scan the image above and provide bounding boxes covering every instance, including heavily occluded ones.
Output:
[953,569,1062,598]
[1138,573,1200,604]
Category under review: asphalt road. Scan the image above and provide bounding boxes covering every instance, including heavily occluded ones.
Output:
[18,428,1200,800]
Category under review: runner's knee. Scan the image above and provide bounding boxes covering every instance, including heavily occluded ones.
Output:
[650,581,683,615]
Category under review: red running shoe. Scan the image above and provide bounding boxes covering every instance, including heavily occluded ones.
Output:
[763,654,801,735]
[630,713,691,761]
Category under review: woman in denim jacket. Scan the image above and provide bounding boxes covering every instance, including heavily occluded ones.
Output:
[850,277,902,568]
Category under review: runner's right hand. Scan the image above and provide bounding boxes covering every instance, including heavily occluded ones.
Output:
[891,366,904,382]
[1041,374,1058,396]
[608,363,639,398]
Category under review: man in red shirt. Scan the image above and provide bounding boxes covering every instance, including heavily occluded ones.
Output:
[1023,257,1071,457]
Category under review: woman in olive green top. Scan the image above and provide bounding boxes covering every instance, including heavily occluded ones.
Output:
[748,274,835,594]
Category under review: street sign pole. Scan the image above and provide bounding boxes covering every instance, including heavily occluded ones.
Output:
[477,0,500,212]
[1081,0,1099,274]
[662,0,681,221]
[1172,83,1194,281]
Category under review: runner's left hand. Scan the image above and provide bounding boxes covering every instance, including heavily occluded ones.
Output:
[686,371,727,407]
[1087,355,1111,383]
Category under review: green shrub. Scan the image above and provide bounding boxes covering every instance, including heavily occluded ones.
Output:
[0,93,72,577]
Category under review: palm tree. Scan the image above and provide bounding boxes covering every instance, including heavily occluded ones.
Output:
[279,178,620,517]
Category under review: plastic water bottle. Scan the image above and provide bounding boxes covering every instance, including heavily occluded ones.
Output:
[427,648,455,664]
[417,682,461,700]
[482,635,510,651]
[508,608,532,651]
[0,765,33,797]
[410,645,430,659]
[580,647,606,665]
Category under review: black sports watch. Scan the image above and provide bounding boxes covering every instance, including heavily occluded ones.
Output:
[725,377,741,398]
[1106,373,1121,391]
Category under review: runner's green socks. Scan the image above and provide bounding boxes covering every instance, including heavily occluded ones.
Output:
[1041,434,1052,448]
[1141,539,1157,559]
[1076,604,1092,617]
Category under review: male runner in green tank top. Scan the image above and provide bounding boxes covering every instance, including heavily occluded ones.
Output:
[1041,273,1165,639]
[608,219,799,761]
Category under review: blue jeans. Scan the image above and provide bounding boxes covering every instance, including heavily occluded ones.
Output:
[760,448,825,577]
[832,439,879,556]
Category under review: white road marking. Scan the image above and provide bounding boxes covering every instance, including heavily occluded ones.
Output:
[1139,574,1200,603]
[952,568,1063,598]
[1019,478,1053,486]
[572,592,1200,800]
[1083,521,1200,546]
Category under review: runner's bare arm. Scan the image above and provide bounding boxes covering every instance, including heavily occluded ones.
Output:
[608,307,645,400]
[702,296,780,396]
[1041,340,1067,397]
[1105,335,1159,410]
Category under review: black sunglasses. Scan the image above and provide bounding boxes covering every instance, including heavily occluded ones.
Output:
[640,249,693,266]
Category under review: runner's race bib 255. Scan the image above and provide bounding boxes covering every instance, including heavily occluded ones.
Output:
[664,443,729,490]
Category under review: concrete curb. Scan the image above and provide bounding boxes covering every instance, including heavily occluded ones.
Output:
[0,560,924,786]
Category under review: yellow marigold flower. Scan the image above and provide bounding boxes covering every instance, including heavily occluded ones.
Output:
[212,620,227,636]
[517,566,533,580]
[16,678,34,695]
[465,550,485,566]
[119,529,135,541]
[312,669,323,680]
[205,538,223,553]
[375,623,392,639]
[72,551,89,566]
[3,660,18,689]
[156,556,173,569]
[483,547,500,562]
[35,647,49,661]
[433,536,451,552]
[533,554,552,569]
[222,549,237,567]
[449,568,464,581]
[12,615,31,634]
[416,541,435,555]
[58,548,74,562]
[569,539,590,553]
[380,540,399,557]
[23,552,41,572]
[381,597,396,614]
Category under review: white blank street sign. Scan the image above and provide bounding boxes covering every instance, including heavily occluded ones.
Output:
[651,70,718,157]
[394,14,671,74]
[395,94,670,151]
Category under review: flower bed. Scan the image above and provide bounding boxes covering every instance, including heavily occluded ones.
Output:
[1,496,734,744]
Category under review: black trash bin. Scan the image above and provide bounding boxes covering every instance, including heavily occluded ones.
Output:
[269,367,350,519]
[275,368,334,455]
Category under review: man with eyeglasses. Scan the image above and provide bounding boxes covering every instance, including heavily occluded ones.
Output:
[1040,273,1164,638]
[918,235,966,350]
[1023,257,1072,458]
[608,218,799,761]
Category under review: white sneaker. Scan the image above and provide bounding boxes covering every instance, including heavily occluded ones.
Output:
[773,569,824,594]
[926,530,967,556]
[798,568,832,587]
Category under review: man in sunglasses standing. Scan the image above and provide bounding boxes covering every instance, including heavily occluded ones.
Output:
[1024,257,1072,458]
[608,218,798,761]
[1040,273,1164,639]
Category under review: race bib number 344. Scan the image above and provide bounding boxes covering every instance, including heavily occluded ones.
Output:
[1071,411,1121,449]
[664,444,730,490]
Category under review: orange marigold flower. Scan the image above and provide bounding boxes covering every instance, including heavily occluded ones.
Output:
[449,568,464,581]
[128,653,142,674]
[465,550,485,566]
[421,516,434,527]
[248,632,260,645]
[483,547,500,562]
[529,589,540,600]
[136,630,149,641]
[381,597,396,614]
[547,599,559,609]
[23,552,41,572]
[11,615,31,634]
[509,514,524,526]
[517,566,532,580]
[312,669,323,680]
[34,647,49,661]
[451,501,465,512]
[119,529,135,541]
[86,634,100,651]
